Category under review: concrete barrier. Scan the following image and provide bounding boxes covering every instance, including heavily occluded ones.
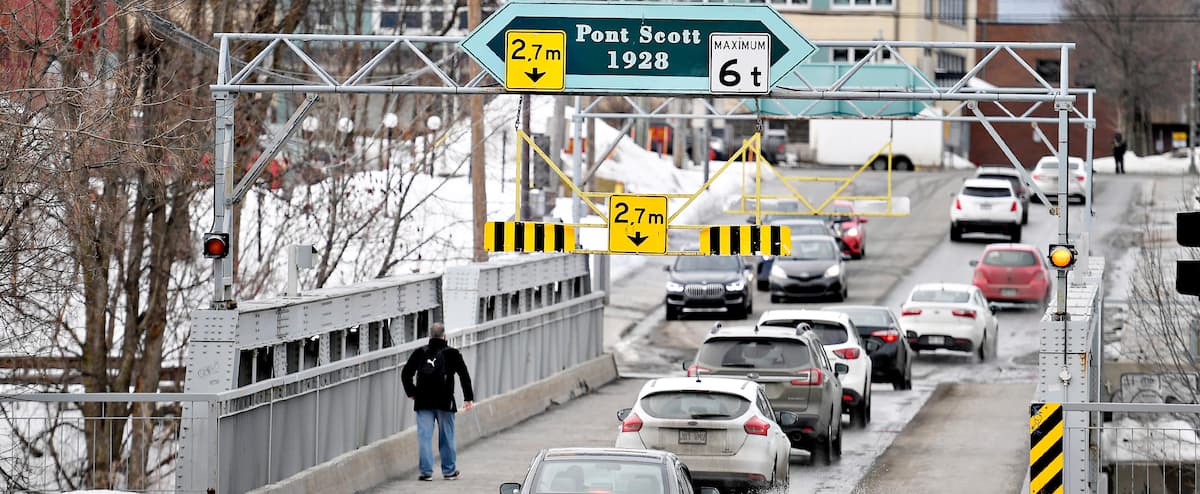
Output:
[247,353,619,494]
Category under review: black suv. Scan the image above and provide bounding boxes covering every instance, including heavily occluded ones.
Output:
[664,255,752,320]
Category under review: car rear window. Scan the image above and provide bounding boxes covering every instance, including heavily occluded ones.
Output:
[910,290,972,303]
[962,186,1012,198]
[782,240,837,260]
[978,174,1023,190]
[533,459,667,494]
[697,338,813,369]
[758,320,849,344]
[835,309,892,328]
[1038,161,1081,170]
[639,391,751,420]
[789,224,831,237]
[982,250,1039,267]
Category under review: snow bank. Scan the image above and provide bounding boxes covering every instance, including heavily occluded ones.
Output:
[1094,150,1197,175]
[944,151,976,170]
[1103,417,1200,462]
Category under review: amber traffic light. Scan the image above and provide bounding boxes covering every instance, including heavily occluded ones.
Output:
[203,232,230,259]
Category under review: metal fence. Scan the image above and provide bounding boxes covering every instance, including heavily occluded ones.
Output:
[0,393,218,493]
[1062,402,1200,494]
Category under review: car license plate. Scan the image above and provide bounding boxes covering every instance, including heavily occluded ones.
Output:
[979,203,992,210]
[927,336,945,346]
[678,430,707,445]
[1002,288,1018,296]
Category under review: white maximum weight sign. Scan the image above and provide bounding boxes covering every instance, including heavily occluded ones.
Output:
[709,33,771,94]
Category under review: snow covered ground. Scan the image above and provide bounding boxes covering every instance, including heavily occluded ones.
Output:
[1094,150,1200,175]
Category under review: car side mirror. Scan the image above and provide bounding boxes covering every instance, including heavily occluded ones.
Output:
[699,488,721,494]
[500,483,522,494]
[989,303,999,315]
[776,411,801,427]
[617,408,632,422]
[834,363,849,376]
[969,260,979,267]
[681,360,693,372]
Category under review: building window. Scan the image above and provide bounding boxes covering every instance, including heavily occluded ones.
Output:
[832,47,893,63]
[769,0,808,7]
[935,51,966,87]
[925,0,933,18]
[832,0,894,8]
[938,0,966,26]
[379,11,399,29]
[405,13,424,29]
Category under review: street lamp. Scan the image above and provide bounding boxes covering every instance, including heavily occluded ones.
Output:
[383,112,398,170]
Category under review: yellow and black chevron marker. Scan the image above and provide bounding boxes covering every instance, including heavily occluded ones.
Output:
[484,222,576,253]
[699,225,791,256]
[1030,402,1064,494]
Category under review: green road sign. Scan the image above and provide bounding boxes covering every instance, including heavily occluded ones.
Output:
[460,1,816,94]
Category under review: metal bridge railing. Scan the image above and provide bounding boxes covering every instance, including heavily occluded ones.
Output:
[1062,402,1200,494]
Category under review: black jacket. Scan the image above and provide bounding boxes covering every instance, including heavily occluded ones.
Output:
[401,338,474,411]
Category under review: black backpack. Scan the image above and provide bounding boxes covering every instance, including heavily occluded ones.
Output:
[415,346,450,393]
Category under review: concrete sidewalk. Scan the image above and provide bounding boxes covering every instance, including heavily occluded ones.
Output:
[364,378,646,493]
[853,383,1034,494]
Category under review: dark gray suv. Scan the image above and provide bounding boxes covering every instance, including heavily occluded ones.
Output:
[664,255,753,320]
[684,324,846,465]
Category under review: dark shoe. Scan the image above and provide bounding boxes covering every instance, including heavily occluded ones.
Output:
[444,471,460,480]
[419,474,433,481]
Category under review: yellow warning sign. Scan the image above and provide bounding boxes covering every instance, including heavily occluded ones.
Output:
[504,30,566,92]
[1029,402,1064,494]
[608,194,668,254]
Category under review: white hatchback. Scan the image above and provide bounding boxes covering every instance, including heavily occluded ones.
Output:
[950,178,1023,242]
[755,310,873,428]
[1030,156,1087,203]
[899,283,999,362]
[615,377,793,492]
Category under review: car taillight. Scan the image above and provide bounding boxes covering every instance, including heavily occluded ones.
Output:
[1032,173,1043,180]
[954,198,962,210]
[744,416,771,436]
[1010,201,1018,212]
[621,412,643,433]
[686,365,711,377]
[871,329,900,344]
[833,347,861,360]
[1076,174,1086,182]
[952,309,977,319]
[790,368,823,386]
[901,308,922,317]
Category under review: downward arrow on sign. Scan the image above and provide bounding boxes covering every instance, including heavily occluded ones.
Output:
[525,68,546,83]
[628,232,649,246]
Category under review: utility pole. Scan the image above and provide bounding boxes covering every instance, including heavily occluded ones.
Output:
[520,95,532,220]
[469,0,487,262]
[1190,60,1197,175]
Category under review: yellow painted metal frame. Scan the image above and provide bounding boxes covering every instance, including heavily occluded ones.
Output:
[506,128,907,256]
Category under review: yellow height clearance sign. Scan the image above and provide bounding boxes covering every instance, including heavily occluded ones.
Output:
[484,221,575,253]
[700,225,792,256]
[608,194,668,254]
[504,30,566,91]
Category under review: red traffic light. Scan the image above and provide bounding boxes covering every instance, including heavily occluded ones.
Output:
[203,233,229,259]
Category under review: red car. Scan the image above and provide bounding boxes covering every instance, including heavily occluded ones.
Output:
[830,200,868,259]
[970,243,1051,305]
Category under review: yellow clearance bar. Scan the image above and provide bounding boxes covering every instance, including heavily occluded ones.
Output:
[484,222,576,253]
[699,225,792,256]
[1029,402,1064,494]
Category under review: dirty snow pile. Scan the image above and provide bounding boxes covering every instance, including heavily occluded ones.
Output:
[1103,417,1200,462]
[1093,150,1197,175]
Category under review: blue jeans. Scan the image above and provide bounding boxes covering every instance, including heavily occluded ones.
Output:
[416,409,457,476]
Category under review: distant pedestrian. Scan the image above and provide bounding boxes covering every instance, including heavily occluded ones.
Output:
[1113,132,1127,174]
[402,323,474,481]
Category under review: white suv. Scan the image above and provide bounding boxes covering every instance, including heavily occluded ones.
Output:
[950,178,1023,243]
[1030,156,1087,203]
[756,310,873,428]
[615,377,794,491]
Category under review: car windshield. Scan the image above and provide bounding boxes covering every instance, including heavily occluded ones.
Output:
[963,186,1011,198]
[532,459,667,494]
[788,224,832,237]
[758,320,849,344]
[983,249,1039,267]
[1038,161,1081,170]
[697,337,813,369]
[910,289,972,303]
[675,255,741,272]
[640,391,751,420]
[978,174,1024,191]
[834,308,892,328]
[781,240,837,261]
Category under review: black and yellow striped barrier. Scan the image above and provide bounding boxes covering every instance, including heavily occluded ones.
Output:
[484,222,576,253]
[699,225,791,256]
[1030,402,1064,494]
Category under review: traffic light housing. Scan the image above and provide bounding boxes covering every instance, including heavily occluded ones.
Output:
[1048,243,1077,270]
[1177,212,1200,296]
[203,232,230,259]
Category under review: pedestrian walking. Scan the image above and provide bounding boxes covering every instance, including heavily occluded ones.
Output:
[402,323,474,481]
[1113,132,1127,174]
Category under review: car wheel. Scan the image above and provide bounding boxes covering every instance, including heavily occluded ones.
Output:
[950,224,963,242]
[871,157,888,170]
[835,286,848,302]
[901,372,913,390]
[813,424,834,466]
[851,394,869,428]
[858,244,866,259]
[771,295,783,304]
[833,421,843,459]
[745,301,754,318]
[757,279,770,291]
[977,336,989,363]
[895,157,913,171]
[1021,209,1029,225]
[1010,226,1022,243]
